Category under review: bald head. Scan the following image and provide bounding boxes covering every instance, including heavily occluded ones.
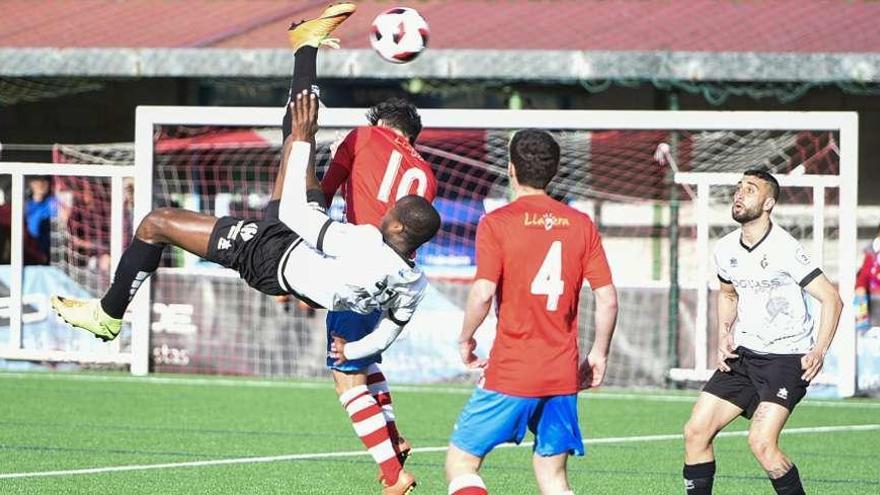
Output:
[383,195,441,253]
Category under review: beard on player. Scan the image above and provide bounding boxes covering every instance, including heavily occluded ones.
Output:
[731,200,763,224]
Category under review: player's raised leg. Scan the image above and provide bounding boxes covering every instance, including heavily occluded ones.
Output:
[281,2,356,140]
[748,402,804,495]
[682,392,744,494]
[51,208,219,341]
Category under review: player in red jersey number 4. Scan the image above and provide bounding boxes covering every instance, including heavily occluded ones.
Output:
[445,130,619,495]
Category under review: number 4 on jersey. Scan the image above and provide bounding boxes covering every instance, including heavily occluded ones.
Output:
[531,241,564,311]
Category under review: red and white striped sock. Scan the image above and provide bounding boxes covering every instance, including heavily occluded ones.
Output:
[366,364,401,445]
[449,473,488,495]
[339,384,402,484]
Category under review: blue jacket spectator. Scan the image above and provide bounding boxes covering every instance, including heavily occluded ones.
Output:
[25,175,58,261]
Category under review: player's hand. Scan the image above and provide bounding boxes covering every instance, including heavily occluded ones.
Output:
[290,89,318,142]
[458,338,487,369]
[578,352,607,390]
[654,142,671,166]
[716,332,738,372]
[800,349,825,381]
[329,334,348,366]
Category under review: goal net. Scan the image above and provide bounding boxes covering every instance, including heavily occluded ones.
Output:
[16,108,857,396]
[0,160,135,368]
[124,108,858,396]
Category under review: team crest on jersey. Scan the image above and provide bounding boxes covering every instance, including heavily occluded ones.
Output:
[729,257,738,268]
[760,254,769,269]
[524,212,570,231]
[795,246,811,266]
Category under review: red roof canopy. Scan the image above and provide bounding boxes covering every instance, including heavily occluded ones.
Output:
[2,0,878,53]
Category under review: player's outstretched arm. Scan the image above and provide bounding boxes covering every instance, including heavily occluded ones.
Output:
[278,91,370,258]
[801,274,843,381]
[273,91,322,202]
[579,283,618,389]
[332,282,428,363]
[277,91,336,246]
[330,316,406,364]
[457,279,495,369]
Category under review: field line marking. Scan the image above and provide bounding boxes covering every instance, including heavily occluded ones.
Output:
[1,371,878,409]
[1,424,877,480]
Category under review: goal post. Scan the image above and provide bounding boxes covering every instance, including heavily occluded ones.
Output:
[127,107,858,394]
[667,171,856,397]
[0,161,140,369]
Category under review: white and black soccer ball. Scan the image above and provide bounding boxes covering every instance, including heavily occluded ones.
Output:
[369,7,429,64]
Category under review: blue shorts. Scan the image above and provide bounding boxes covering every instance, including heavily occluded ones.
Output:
[450,388,584,458]
[326,310,383,372]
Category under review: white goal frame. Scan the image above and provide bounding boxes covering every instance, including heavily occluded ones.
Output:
[133,107,858,395]
[0,162,137,368]
[668,172,847,390]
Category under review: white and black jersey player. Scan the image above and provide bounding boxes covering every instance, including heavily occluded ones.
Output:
[51,91,441,364]
[681,170,843,495]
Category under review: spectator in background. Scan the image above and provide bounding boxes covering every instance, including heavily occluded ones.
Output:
[856,224,880,295]
[25,175,58,263]
[855,224,880,329]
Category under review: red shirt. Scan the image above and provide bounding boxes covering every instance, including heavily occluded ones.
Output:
[321,126,437,228]
[476,194,612,397]
[856,243,880,293]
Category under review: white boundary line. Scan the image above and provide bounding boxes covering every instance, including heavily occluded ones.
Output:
[0,424,876,480]
[1,372,877,409]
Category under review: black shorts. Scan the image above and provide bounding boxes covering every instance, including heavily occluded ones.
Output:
[205,217,299,296]
[703,347,809,419]
[204,189,328,299]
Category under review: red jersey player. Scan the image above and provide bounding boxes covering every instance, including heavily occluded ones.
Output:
[321,99,437,228]
[280,4,437,494]
[320,99,437,493]
[444,129,619,495]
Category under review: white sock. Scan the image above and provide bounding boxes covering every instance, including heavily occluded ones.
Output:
[448,473,487,494]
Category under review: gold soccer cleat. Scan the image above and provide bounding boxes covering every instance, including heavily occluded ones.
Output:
[381,469,416,495]
[51,296,122,342]
[287,3,356,52]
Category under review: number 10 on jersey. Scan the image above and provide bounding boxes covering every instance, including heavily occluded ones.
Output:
[531,241,564,311]
[377,150,429,202]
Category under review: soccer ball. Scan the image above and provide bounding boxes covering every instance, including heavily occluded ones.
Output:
[369,7,429,64]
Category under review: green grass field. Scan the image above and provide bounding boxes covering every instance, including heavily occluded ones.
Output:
[0,372,877,494]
